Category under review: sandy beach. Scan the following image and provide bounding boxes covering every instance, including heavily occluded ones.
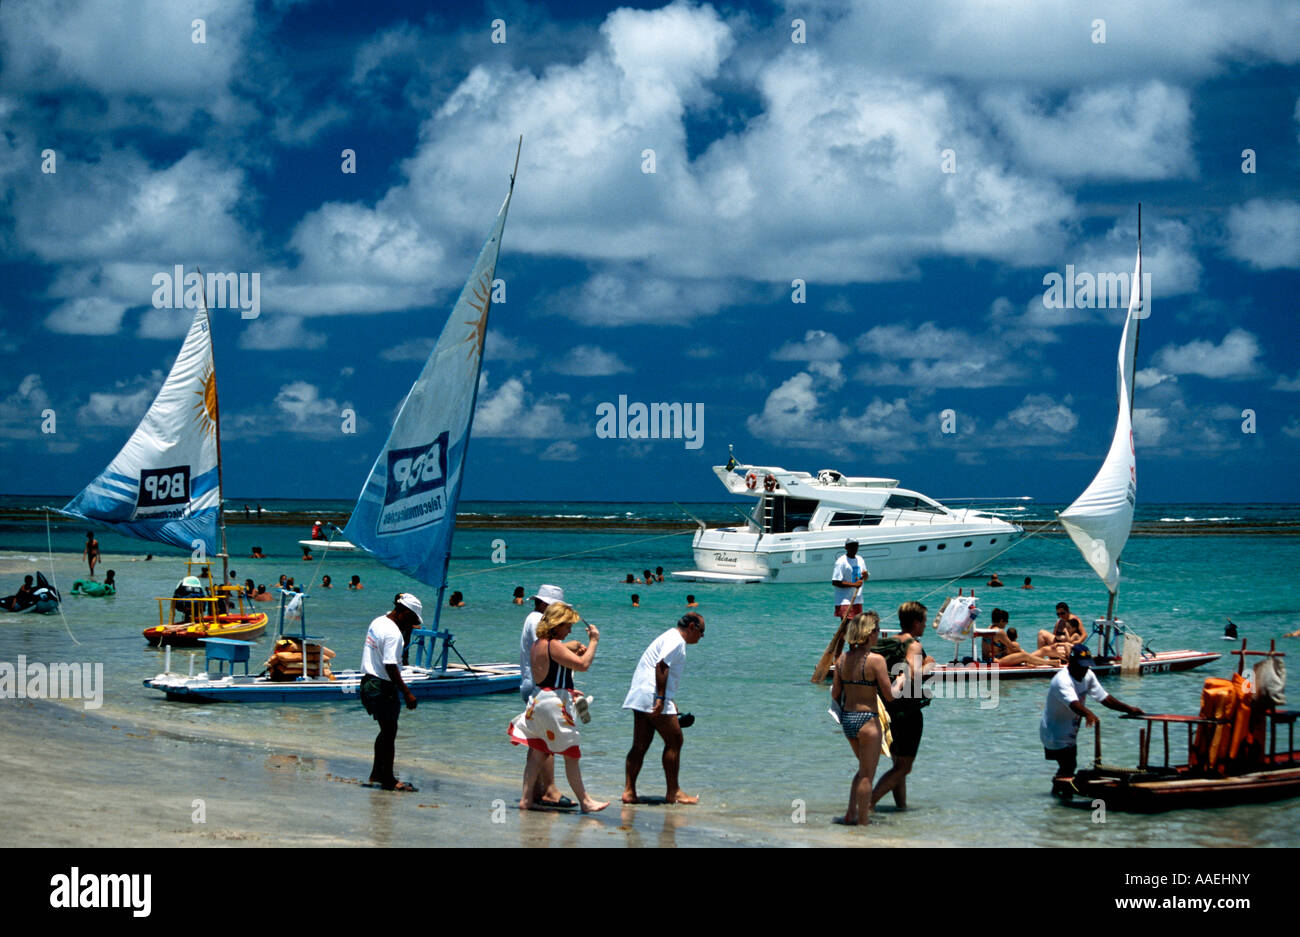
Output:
[0,698,942,848]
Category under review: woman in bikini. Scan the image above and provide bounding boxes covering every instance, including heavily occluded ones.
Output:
[831,611,905,826]
[508,602,608,813]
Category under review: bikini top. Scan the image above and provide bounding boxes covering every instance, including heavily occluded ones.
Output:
[539,639,574,690]
[839,648,878,687]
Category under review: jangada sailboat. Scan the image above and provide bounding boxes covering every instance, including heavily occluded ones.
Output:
[145,144,524,702]
[922,209,1218,682]
[58,285,268,643]
[1058,207,1215,676]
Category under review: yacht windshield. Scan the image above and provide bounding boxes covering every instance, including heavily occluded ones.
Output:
[884,494,947,515]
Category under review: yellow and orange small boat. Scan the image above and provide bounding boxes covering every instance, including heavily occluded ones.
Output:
[143,564,268,647]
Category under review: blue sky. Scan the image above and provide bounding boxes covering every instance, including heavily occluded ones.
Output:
[1,0,1298,504]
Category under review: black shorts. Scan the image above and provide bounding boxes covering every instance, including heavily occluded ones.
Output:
[360,674,400,723]
[887,705,924,758]
[1044,745,1078,777]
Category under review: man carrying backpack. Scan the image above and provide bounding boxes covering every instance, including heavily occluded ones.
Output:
[872,601,934,809]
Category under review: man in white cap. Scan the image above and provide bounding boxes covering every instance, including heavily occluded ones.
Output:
[519,584,574,808]
[360,593,422,792]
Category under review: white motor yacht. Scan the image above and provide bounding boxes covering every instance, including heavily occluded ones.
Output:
[672,463,1024,583]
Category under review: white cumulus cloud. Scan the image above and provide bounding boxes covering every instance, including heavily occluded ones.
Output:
[473,372,580,438]
[1152,329,1264,380]
[551,345,632,377]
[982,82,1195,180]
[772,330,849,362]
[1223,199,1300,270]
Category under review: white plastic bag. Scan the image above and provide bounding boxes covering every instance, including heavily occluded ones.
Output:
[936,594,979,641]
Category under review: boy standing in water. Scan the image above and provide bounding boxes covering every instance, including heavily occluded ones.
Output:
[83,531,100,577]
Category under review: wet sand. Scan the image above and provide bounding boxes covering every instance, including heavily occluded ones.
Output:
[0,699,936,847]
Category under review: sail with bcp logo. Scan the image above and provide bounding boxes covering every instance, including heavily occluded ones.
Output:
[344,167,516,590]
[60,303,222,554]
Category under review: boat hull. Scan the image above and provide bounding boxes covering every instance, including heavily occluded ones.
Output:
[297,539,357,550]
[1066,753,1300,812]
[675,523,1023,583]
[143,614,269,647]
[926,649,1222,681]
[2,598,59,615]
[143,663,521,702]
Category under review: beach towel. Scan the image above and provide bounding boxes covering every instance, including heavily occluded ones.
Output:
[508,689,582,758]
[1254,656,1287,707]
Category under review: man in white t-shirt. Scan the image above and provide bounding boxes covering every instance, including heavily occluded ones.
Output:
[622,613,705,805]
[359,593,422,792]
[517,583,573,809]
[1040,644,1143,780]
[831,540,868,619]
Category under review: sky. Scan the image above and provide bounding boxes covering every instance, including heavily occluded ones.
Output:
[1,0,1298,505]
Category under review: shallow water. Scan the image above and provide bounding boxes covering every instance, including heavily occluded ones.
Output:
[2,507,1298,846]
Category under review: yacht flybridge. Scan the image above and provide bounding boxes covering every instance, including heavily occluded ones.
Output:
[672,463,1024,583]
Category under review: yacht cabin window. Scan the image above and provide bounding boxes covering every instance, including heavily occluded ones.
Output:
[756,496,820,533]
[827,511,884,527]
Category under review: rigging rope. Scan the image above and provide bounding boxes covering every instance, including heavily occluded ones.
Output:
[914,517,1062,604]
[43,509,82,646]
[297,524,345,598]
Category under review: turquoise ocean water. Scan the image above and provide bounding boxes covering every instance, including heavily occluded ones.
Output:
[2,499,1299,846]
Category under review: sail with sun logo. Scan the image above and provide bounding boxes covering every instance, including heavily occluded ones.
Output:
[343,177,515,592]
[60,303,222,555]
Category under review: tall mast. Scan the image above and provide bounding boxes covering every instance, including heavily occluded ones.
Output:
[197,267,230,585]
[1108,204,1142,622]
[429,135,522,637]
[1130,203,1142,420]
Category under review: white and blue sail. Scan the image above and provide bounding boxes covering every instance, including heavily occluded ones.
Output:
[344,178,515,591]
[60,303,222,554]
[1059,230,1142,597]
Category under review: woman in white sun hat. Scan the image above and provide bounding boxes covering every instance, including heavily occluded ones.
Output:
[509,601,608,812]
